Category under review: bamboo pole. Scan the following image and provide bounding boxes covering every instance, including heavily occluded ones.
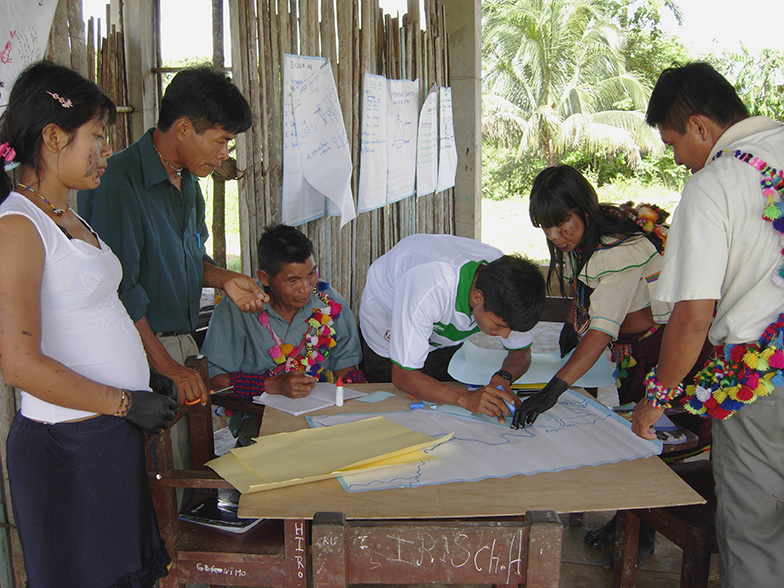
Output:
[87,17,96,82]
[67,0,87,76]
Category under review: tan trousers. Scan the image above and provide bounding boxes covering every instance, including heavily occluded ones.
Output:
[156,333,200,507]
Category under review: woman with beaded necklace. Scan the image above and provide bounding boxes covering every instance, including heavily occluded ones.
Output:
[0,61,175,587]
[512,165,713,562]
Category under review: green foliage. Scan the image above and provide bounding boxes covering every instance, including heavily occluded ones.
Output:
[481,0,713,197]
[598,0,690,82]
[482,0,657,168]
[481,144,543,200]
[716,48,784,121]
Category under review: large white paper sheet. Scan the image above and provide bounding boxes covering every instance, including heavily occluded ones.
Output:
[292,61,355,227]
[448,340,615,388]
[253,382,365,416]
[307,390,661,492]
[436,86,457,192]
[416,85,439,197]
[282,54,328,226]
[0,0,58,117]
[358,73,388,212]
[386,78,419,203]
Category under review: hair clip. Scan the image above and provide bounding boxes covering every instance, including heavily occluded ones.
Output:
[46,91,73,108]
[0,142,15,163]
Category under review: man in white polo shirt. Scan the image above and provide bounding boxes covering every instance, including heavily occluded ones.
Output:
[632,62,784,587]
[359,233,546,420]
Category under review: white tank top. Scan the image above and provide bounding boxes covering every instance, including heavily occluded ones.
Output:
[0,192,150,423]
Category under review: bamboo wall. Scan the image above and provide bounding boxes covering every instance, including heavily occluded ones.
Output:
[1,2,458,583]
[229,0,454,311]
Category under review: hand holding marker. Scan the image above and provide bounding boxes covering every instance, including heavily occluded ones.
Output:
[185,385,233,406]
[497,385,517,417]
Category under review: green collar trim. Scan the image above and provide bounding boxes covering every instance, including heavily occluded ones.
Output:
[456,260,486,316]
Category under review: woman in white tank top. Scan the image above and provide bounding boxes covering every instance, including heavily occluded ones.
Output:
[0,61,177,587]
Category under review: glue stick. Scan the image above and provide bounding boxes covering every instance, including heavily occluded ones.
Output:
[335,377,344,407]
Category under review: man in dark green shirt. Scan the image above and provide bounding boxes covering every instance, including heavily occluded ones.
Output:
[79,66,267,406]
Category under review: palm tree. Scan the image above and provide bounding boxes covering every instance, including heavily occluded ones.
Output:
[482,0,662,169]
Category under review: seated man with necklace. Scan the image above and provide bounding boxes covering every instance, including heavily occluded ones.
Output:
[201,224,365,446]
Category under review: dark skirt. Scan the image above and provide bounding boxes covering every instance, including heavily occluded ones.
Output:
[6,413,170,588]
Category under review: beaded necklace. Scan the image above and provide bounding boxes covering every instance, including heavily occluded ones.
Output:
[258,281,343,378]
[678,148,784,419]
[152,140,183,179]
[713,147,784,287]
[17,183,69,216]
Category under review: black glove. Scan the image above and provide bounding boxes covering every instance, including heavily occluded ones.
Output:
[511,376,569,429]
[558,323,580,358]
[150,370,179,404]
[126,389,178,434]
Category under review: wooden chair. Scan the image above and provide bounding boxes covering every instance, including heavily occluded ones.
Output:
[145,355,306,587]
[612,460,718,588]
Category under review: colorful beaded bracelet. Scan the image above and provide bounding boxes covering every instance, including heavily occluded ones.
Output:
[114,389,131,417]
[643,368,683,409]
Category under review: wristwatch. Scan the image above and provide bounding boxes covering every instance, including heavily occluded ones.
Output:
[493,369,514,386]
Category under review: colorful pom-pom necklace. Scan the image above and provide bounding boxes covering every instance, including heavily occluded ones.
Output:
[712,148,784,289]
[678,149,784,420]
[258,281,342,378]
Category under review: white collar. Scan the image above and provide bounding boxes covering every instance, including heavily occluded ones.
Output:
[706,116,782,167]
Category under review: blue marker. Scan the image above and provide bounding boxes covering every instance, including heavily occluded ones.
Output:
[496,385,516,415]
[410,402,425,409]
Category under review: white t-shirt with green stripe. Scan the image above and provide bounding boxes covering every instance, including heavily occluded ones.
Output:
[359,234,534,370]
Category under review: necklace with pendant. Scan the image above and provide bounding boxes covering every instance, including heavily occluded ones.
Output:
[17,183,69,216]
[152,140,183,179]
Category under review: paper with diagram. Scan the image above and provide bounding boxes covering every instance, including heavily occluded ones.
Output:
[206,416,452,493]
[306,390,661,492]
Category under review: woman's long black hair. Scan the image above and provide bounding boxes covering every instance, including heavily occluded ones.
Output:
[0,60,116,205]
[529,165,666,298]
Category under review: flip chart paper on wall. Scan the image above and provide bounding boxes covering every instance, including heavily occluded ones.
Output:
[0,0,59,118]
[416,85,439,197]
[386,78,420,203]
[436,86,457,191]
[282,54,327,225]
[447,340,615,388]
[206,416,453,493]
[358,73,388,212]
[307,391,661,492]
[283,54,355,226]
[291,61,356,227]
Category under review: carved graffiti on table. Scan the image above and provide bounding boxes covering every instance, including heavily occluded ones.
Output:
[293,520,307,579]
[349,528,524,584]
[194,563,248,578]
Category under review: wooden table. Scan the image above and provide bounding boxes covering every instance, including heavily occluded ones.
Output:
[238,383,705,587]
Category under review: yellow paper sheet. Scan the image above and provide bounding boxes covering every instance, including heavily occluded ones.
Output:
[206,416,452,494]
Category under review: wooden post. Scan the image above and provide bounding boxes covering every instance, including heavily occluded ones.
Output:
[67,0,87,76]
[526,511,563,588]
[211,0,227,269]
